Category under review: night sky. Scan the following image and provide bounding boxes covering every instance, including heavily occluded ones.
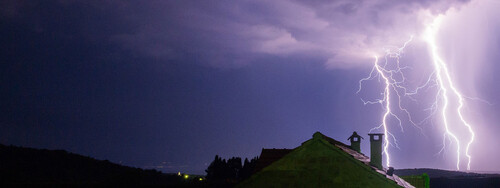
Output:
[1,0,500,174]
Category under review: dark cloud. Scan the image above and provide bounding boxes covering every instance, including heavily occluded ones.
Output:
[1,0,470,68]
[104,0,471,68]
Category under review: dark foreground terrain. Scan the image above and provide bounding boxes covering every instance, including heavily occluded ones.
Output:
[0,144,205,187]
[2,143,499,187]
[395,168,500,188]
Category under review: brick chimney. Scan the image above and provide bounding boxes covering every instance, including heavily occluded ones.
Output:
[368,133,384,170]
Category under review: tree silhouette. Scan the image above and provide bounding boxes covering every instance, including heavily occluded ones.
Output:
[239,156,258,179]
[227,157,242,179]
[205,155,258,183]
[205,155,224,180]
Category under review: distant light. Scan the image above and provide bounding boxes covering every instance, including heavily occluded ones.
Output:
[177,172,181,176]
[199,178,203,181]
[184,174,189,179]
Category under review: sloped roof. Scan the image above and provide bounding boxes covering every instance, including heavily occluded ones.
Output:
[238,132,414,188]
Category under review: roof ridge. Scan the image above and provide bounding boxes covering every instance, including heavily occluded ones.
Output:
[311,135,403,186]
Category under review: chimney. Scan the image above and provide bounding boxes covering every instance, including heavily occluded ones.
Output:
[368,133,384,170]
[347,131,363,153]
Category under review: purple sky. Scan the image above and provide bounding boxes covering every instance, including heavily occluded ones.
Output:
[1,0,499,174]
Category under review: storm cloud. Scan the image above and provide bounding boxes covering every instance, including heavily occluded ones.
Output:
[108,0,471,68]
[2,0,471,68]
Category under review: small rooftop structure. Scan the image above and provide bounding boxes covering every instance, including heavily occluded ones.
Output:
[347,131,364,153]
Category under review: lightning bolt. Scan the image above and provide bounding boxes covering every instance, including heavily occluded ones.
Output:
[358,37,420,168]
[424,17,475,171]
[358,16,476,171]
[373,56,392,168]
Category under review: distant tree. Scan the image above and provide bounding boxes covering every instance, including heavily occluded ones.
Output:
[240,158,251,179]
[206,155,225,180]
[227,157,242,179]
[239,156,258,179]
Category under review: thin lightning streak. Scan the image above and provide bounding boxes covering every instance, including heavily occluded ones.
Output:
[463,96,494,106]
[373,56,392,167]
[358,37,421,168]
[425,17,475,171]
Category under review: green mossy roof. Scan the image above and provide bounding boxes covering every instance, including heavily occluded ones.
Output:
[237,132,402,188]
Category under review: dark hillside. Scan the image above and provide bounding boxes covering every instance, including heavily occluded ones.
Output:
[0,144,191,186]
[395,168,481,178]
[395,168,500,188]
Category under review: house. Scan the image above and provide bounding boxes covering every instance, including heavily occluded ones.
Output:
[237,132,414,188]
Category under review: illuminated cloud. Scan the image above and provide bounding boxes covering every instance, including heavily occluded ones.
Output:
[105,0,471,68]
[0,0,472,68]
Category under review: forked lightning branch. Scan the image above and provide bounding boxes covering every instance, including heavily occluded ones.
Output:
[358,17,476,171]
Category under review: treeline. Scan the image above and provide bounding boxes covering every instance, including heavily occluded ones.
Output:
[205,155,258,184]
